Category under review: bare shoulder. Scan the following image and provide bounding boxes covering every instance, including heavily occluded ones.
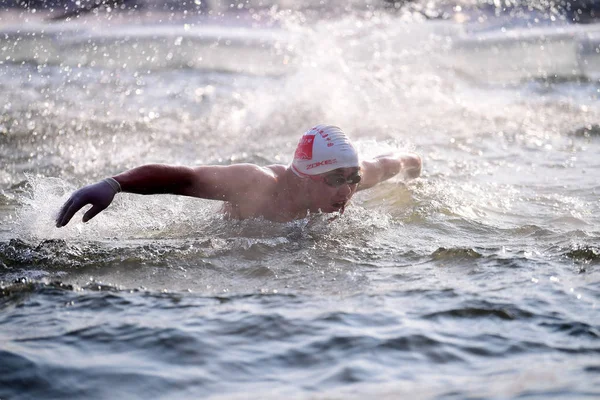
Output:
[264,164,288,178]
[231,163,281,184]
[247,164,280,190]
[244,164,284,194]
[183,163,279,201]
[194,163,276,180]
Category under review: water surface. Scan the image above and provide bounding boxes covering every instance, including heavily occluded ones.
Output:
[1,2,599,398]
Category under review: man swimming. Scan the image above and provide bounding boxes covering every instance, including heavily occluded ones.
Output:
[55,125,422,227]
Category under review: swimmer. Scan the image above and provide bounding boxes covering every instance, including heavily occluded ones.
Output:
[55,125,422,226]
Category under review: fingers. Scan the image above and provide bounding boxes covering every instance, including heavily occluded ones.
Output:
[82,204,106,223]
[56,196,86,228]
[55,181,117,227]
[402,153,422,180]
[55,198,75,228]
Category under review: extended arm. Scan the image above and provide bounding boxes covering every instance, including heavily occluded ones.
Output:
[55,163,272,227]
[358,153,422,191]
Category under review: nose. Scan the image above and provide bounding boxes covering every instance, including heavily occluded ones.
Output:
[337,183,352,197]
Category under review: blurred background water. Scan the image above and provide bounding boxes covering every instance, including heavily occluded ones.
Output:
[1,1,599,399]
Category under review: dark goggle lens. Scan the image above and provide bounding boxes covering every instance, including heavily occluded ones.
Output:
[348,174,362,184]
[325,173,362,187]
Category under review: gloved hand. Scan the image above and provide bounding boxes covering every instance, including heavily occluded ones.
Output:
[55,178,121,227]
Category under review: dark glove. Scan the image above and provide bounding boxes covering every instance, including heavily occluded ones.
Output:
[55,178,121,227]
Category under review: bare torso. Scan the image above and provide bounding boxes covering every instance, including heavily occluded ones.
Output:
[220,165,304,222]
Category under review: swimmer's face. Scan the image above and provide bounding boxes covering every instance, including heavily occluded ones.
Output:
[307,167,361,213]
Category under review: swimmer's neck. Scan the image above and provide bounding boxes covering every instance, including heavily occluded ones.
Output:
[279,167,313,219]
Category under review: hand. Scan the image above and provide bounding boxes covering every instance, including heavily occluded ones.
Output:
[55,179,119,227]
[400,153,422,180]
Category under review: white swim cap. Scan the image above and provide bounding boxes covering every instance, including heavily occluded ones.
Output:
[291,125,359,177]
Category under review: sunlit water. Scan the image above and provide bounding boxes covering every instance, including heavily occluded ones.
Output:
[1,2,599,399]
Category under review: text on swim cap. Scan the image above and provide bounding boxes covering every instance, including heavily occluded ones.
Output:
[306,158,338,170]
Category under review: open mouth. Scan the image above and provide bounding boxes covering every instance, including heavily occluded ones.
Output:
[331,201,346,211]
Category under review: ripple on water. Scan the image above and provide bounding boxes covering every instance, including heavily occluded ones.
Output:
[423,303,534,321]
[0,347,204,399]
[431,247,483,262]
[564,245,600,264]
[539,321,600,339]
[1,276,599,398]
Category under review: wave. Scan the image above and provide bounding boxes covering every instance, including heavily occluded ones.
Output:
[450,22,600,83]
[423,304,534,320]
[1,276,599,399]
[564,245,600,263]
[3,0,600,22]
[3,3,600,82]
[431,246,483,261]
[0,23,289,75]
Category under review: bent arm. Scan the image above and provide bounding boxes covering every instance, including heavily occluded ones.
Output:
[358,153,422,191]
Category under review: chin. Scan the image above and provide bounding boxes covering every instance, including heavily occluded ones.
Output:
[325,204,344,213]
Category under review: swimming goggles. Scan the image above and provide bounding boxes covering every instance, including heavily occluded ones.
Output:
[317,172,362,188]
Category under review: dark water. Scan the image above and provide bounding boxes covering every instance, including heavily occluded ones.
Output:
[1,1,600,398]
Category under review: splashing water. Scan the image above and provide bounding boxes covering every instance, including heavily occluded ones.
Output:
[1,2,600,399]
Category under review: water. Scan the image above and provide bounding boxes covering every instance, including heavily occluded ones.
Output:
[1,1,600,398]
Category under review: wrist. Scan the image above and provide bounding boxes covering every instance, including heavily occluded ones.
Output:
[103,177,122,193]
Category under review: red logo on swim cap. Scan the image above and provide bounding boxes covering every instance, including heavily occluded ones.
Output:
[294,135,315,160]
